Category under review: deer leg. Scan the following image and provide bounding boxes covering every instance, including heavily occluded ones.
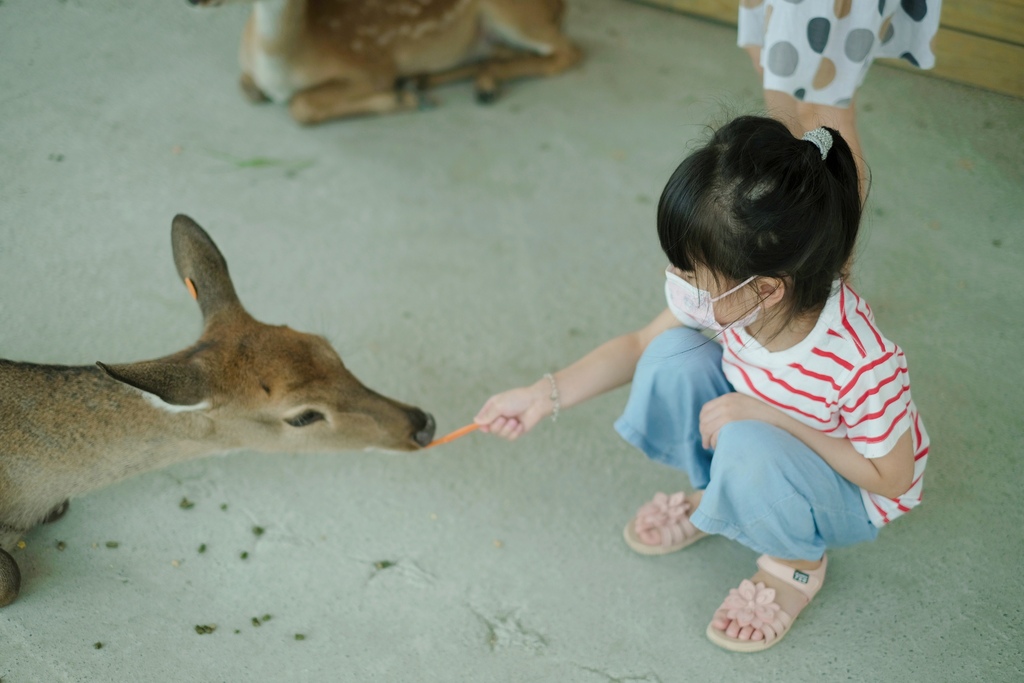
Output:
[288,80,420,126]
[0,547,20,608]
[240,72,271,104]
[408,45,520,90]
[398,46,519,104]
[410,65,478,90]
[397,64,494,105]
[473,34,581,99]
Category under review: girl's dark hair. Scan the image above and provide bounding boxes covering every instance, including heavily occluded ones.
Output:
[657,115,862,318]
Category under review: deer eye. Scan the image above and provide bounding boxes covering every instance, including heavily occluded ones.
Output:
[285,410,325,428]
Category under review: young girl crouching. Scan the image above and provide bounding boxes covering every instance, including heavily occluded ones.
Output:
[475,115,928,652]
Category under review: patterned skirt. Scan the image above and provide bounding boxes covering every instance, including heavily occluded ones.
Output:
[738,0,942,107]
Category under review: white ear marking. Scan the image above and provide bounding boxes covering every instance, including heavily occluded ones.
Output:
[140,390,210,414]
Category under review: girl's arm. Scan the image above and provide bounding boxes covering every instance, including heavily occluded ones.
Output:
[475,308,682,440]
[699,394,916,499]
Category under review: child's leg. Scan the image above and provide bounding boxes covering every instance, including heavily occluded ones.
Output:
[692,419,878,649]
[614,326,730,489]
[744,47,800,134]
[615,327,730,552]
[744,50,868,202]
[768,91,867,203]
[691,419,877,559]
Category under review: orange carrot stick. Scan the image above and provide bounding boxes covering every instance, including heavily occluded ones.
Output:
[425,423,480,449]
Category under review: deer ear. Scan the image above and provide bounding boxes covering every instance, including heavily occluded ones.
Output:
[97,360,210,408]
[171,214,243,322]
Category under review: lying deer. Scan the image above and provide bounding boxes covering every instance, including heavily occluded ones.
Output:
[0,215,436,607]
[187,0,582,124]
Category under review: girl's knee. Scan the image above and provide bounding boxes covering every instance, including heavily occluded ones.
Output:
[716,419,772,447]
[627,329,729,428]
[711,421,796,477]
[637,328,724,390]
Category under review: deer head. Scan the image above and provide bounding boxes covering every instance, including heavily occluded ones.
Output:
[98,214,435,453]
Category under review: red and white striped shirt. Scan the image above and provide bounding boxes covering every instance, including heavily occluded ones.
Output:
[718,282,929,526]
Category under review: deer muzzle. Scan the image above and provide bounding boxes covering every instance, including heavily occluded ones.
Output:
[411,410,436,448]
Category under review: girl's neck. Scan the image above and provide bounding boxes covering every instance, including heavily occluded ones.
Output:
[745,307,820,353]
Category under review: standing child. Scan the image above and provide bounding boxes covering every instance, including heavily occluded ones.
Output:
[738,0,942,200]
[474,116,929,652]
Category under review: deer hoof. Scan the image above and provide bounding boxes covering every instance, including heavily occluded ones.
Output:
[417,93,439,111]
[474,85,500,105]
[394,79,434,112]
[240,73,271,104]
[43,499,70,524]
[0,547,20,608]
[396,74,431,94]
[474,74,500,105]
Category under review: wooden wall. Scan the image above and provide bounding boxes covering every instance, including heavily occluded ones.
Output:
[630,0,1024,99]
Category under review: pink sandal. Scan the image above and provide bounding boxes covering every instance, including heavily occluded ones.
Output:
[622,491,707,555]
[706,553,828,652]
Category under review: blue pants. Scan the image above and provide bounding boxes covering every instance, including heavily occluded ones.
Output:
[614,327,878,561]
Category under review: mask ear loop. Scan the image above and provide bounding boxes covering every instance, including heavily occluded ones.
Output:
[714,276,767,346]
[709,275,757,302]
[666,267,755,301]
[740,279,789,347]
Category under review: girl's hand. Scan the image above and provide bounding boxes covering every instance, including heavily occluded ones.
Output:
[474,381,552,441]
[699,392,774,449]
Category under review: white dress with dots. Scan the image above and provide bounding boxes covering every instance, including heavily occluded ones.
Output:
[738,0,942,107]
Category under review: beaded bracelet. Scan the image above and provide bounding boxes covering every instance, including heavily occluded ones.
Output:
[543,372,560,422]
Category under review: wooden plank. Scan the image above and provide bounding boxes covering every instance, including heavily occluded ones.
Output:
[638,0,1024,45]
[629,0,1024,98]
[881,27,1024,98]
[942,0,1024,47]
[634,0,735,25]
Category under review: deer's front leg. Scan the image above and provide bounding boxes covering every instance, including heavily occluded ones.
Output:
[0,547,20,608]
[288,80,420,126]
[409,45,521,104]
[240,72,271,104]
[474,34,581,99]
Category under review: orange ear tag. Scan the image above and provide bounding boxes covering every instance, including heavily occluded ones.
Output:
[185,278,198,300]
[425,423,479,449]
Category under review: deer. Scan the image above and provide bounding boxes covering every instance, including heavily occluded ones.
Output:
[0,214,436,607]
[186,0,582,125]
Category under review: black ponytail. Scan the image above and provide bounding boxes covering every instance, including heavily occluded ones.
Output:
[657,115,862,318]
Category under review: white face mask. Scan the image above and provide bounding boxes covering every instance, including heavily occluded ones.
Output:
[665,266,760,331]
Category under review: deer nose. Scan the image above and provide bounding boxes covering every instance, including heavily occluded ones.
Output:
[412,411,436,448]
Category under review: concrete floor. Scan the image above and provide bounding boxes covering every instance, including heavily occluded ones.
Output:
[1,0,1022,681]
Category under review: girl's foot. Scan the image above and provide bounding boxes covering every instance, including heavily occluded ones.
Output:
[706,554,827,652]
[623,491,707,555]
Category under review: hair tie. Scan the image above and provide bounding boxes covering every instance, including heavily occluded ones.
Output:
[802,128,833,160]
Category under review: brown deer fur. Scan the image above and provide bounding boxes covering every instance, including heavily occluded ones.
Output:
[189,0,581,124]
[0,215,435,607]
